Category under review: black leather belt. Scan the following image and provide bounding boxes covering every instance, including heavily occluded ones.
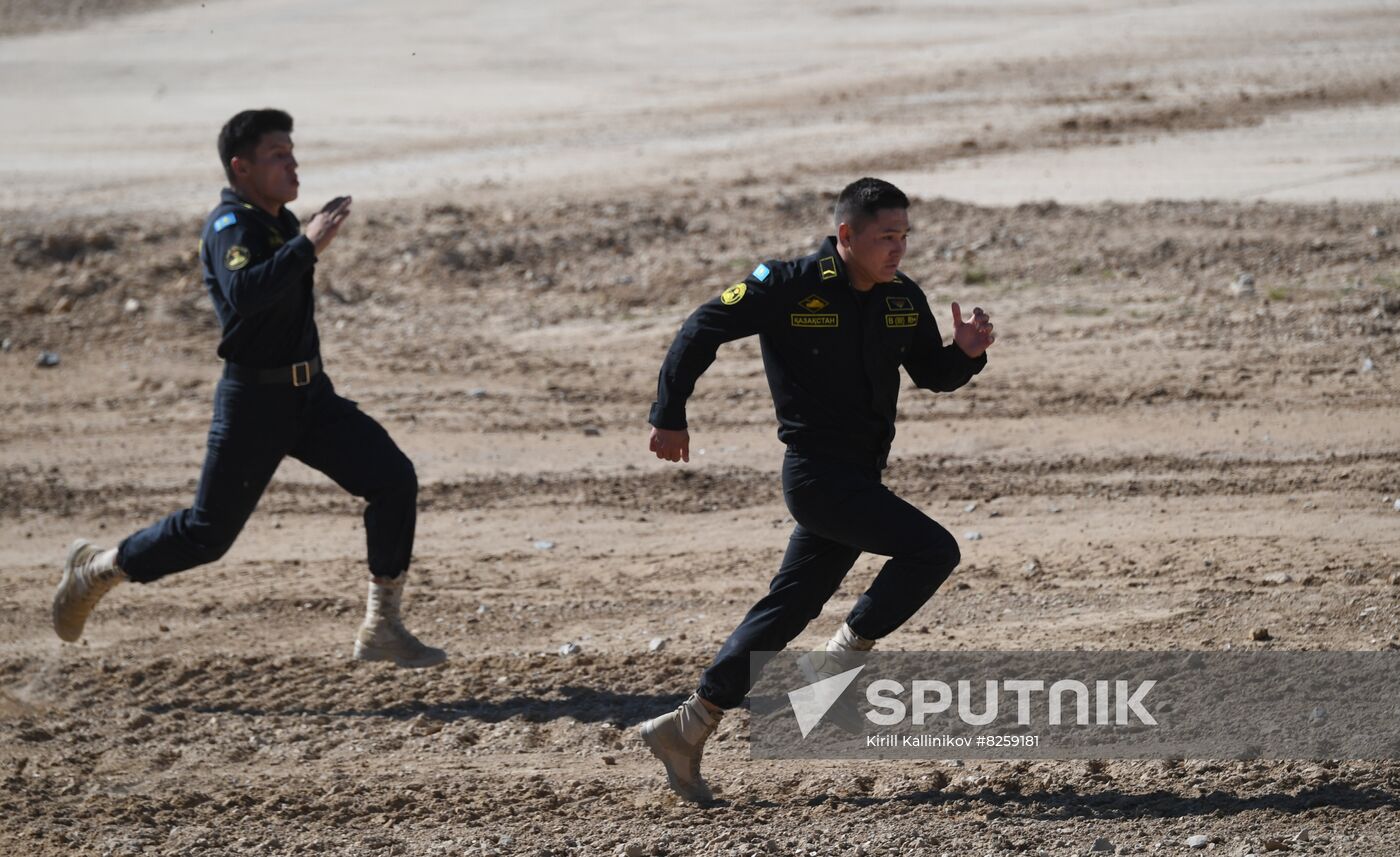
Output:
[222,356,321,386]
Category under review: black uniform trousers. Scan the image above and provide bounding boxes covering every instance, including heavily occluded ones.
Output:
[697,448,960,709]
[117,371,417,583]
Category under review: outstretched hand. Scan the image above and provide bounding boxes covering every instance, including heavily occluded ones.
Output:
[306,195,352,257]
[951,302,995,358]
[649,426,690,463]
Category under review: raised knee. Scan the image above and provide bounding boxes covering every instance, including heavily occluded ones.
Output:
[188,524,239,563]
[383,454,417,498]
[944,534,962,571]
[921,529,961,573]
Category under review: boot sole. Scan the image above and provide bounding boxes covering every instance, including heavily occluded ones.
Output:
[352,642,447,669]
[53,539,92,643]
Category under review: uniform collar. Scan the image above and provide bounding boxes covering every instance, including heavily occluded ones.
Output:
[816,235,904,289]
[221,187,257,210]
[221,187,287,222]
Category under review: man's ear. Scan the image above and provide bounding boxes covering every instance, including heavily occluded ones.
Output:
[837,221,851,248]
[229,155,250,179]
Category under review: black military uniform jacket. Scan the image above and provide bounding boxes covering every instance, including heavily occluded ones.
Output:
[649,236,986,467]
[199,189,320,368]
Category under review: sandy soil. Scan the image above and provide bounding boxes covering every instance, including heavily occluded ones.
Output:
[3,1,1400,856]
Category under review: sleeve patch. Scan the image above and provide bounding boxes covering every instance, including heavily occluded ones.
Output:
[213,212,237,233]
[224,245,250,271]
[752,263,771,282]
[720,282,747,305]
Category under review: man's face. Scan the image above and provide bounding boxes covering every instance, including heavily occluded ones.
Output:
[232,130,299,207]
[840,207,909,285]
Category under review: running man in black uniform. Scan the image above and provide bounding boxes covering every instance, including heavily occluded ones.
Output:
[52,109,444,668]
[639,178,995,801]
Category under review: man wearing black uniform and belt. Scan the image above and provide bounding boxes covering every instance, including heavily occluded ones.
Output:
[52,109,445,669]
[639,178,995,802]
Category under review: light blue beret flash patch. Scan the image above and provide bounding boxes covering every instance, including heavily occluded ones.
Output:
[752,263,771,282]
[213,213,237,233]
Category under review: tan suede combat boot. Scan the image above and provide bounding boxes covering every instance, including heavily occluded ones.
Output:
[640,693,721,803]
[794,622,875,734]
[353,573,447,668]
[53,539,127,642]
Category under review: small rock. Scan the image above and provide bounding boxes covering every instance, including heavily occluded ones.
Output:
[123,298,142,314]
[1261,838,1286,852]
[1293,829,1311,843]
[1251,627,1272,641]
[964,531,982,541]
[1187,834,1209,849]
[647,637,668,653]
[476,604,489,614]
[623,845,645,857]
[532,539,555,550]
[601,755,617,766]
[1022,559,1041,576]
[1361,357,1375,373]
[1393,499,1400,512]
[1371,226,1388,238]
[1309,706,1327,723]
[1,338,12,352]
[964,502,978,513]
[582,426,602,437]
[559,642,581,656]
[53,295,75,314]
[407,714,444,736]
[1230,273,1256,297]
[468,388,487,398]
[1261,572,1292,585]
[127,713,154,730]
[1090,837,1114,852]
[36,351,60,368]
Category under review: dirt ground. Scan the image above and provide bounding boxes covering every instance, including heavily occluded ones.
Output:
[3,2,1400,856]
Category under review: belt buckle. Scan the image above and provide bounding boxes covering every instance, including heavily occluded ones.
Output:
[291,361,311,387]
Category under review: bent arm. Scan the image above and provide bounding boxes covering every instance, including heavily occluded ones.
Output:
[649,279,771,429]
[207,221,316,317]
[901,290,987,392]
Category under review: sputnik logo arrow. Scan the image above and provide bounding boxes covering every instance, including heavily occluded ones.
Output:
[787,665,865,738]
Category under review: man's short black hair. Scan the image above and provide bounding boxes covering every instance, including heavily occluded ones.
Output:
[834,177,909,233]
[218,108,293,184]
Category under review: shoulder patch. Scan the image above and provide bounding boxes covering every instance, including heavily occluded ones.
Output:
[213,212,237,233]
[721,282,747,305]
[752,262,771,282]
[819,256,839,281]
[885,296,913,311]
[224,245,250,271]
